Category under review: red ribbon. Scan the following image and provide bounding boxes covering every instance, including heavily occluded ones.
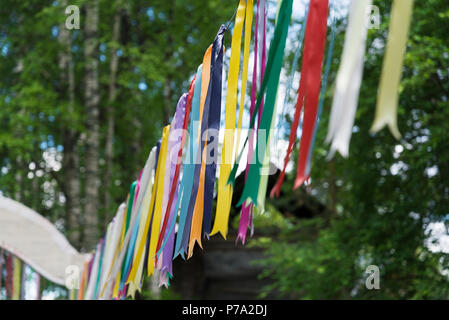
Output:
[5,254,13,298]
[155,76,196,254]
[271,0,329,196]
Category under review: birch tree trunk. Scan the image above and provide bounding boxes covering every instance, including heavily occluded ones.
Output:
[59,0,82,248]
[104,4,121,230]
[83,0,100,249]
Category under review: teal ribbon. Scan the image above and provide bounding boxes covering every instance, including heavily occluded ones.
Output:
[173,65,203,259]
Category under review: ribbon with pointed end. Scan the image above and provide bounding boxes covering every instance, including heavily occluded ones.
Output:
[325,0,371,159]
[180,44,212,257]
[202,26,226,237]
[270,0,329,196]
[189,26,226,257]
[146,124,170,276]
[210,0,247,239]
[235,0,293,207]
[370,0,413,139]
[173,65,203,259]
[237,0,267,245]
[305,10,336,175]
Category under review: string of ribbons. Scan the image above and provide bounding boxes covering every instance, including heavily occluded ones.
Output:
[73,0,413,300]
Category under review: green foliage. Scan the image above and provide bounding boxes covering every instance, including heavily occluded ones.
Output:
[0,0,448,300]
[258,0,449,299]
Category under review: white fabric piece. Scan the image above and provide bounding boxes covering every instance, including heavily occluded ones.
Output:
[0,195,89,286]
[325,0,371,158]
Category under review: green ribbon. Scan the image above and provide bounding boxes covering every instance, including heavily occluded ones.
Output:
[228,0,293,207]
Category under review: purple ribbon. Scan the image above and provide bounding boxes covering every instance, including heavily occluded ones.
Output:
[160,94,188,277]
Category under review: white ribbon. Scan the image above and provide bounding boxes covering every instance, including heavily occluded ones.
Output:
[325,0,371,158]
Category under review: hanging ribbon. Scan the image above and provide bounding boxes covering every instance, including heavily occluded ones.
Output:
[235,0,293,207]
[156,80,196,261]
[85,242,101,299]
[256,0,282,212]
[293,0,330,189]
[6,254,13,299]
[108,146,161,298]
[122,145,160,289]
[146,124,170,276]
[157,93,188,284]
[156,92,190,254]
[98,210,118,297]
[99,203,126,298]
[121,145,159,296]
[188,26,227,258]
[177,45,212,258]
[140,142,161,286]
[78,260,89,300]
[117,182,137,294]
[173,64,204,259]
[202,26,226,238]
[234,0,254,164]
[275,3,309,145]
[154,119,180,276]
[270,0,329,196]
[12,256,21,300]
[185,45,214,258]
[237,0,267,244]
[325,0,371,158]
[121,147,157,297]
[257,0,268,125]
[370,0,413,139]
[211,0,247,239]
[154,109,185,276]
[305,10,336,175]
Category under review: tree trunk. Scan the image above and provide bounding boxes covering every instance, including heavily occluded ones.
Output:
[83,0,100,250]
[161,0,175,125]
[162,78,172,124]
[103,4,121,231]
[58,0,82,248]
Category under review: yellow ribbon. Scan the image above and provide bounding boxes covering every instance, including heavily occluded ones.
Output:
[126,184,153,293]
[12,256,21,300]
[370,0,414,139]
[147,125,170,276]
[211,0,247,239]
[235,0,253,158]
[126,130,168,284]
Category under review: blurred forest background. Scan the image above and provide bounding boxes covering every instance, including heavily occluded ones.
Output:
[0,0,449,299]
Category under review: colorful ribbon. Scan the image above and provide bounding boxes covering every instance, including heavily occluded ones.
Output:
[271,0,329,196]
[370,0,413,139]
[235,0,294,206]
[325,0,371,158]
[211,0,247,239]
[189,25,226,257]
